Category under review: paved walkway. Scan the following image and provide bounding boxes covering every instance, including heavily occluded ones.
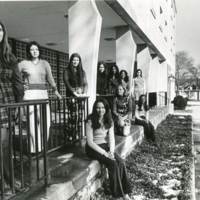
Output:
[174,100,200,200]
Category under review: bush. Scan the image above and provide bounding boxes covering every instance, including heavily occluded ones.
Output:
[171,95,188,110]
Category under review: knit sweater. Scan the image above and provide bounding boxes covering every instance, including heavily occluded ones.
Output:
[86,119,115,155]
[18,59,57,91]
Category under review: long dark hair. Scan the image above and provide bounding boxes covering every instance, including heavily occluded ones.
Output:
[87,98,113,130]
[138,94,149,111]
[67,53,85,87]
[97,61,107,76]
[120,70,129,83]
[108,64,120,80]
[0,20,15,67]
[26,41,42,60]
[136,69,142,77]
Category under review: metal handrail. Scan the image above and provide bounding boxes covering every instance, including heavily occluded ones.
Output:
[157,92,170,106]
[0,96,89,198]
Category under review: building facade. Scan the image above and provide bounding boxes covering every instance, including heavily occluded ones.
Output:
[1,0,177,111]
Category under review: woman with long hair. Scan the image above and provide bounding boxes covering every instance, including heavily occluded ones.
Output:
[63,53,88,140]
[63,53,88,97]
[0,21,24,194]
[96,61,107,95]
[113,85,132,136]
[18,41,62,153]
[107,64,120,94]
[135,94,155,142]
[119,70,130,94]
[85,98,132,199]
[132,69,146,104]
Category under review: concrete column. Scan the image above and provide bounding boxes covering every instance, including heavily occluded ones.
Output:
[116,26,137,90]
[137,44,152,103]
[149,54,160,106]
[68,0,102,112]
[157,60,168,106]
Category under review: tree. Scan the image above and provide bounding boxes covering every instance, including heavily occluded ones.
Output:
[176,51,195,79]
[175,51,195,88]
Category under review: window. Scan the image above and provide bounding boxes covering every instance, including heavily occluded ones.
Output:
[150,8,156,19]
[160,7,163,14]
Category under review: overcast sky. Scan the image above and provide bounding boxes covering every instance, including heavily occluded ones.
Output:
[176,0,200,65]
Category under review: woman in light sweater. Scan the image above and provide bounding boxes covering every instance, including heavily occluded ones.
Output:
[132,69,146,104]
[85,98,132,200]
[18,41,62,153]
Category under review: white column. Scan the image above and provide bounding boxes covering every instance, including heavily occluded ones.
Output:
[116,26,137,90]
[69,0,102,112]
[137,44,152,103]
[149,54,160,106]
[157,61,168,106]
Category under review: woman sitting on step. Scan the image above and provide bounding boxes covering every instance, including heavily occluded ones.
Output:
[85,98,132,200]
[112,84,132,136]
[135,94,156,142]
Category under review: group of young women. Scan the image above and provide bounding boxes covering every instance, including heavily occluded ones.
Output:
[96,62,130,96]
[1,20,156,198]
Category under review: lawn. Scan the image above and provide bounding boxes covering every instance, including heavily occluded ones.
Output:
[92,115,193,200]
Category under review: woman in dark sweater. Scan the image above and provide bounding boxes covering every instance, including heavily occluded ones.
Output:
[63,53,88,140]
[96,61,107,95]
[107,64,120,94]
[63,53,88,97]
[135,94,155,142]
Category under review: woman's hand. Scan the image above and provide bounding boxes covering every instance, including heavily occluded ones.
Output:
[80,93,87,97]
[73,92,80,97]
[108,151,115,160]
[23,84,29,91]
[55,91,62,100]
[103,151,115,160]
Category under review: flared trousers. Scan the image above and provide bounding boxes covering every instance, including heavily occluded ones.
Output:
[85,143,132,198]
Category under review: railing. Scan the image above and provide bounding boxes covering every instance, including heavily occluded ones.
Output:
[176,89,200,100]
[48,97,89,151]
[0,101,48,199]
[158,92,169,106]
[0,97,89,199]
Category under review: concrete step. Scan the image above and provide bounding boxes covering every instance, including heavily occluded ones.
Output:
[14,106,170,200]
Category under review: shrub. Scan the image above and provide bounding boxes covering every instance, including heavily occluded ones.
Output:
[171,95,188,110]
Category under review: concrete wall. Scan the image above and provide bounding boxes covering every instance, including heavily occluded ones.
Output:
[116,0,176,69]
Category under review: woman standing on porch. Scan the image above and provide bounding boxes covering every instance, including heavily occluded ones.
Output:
[107,64,120,94]
[63,53,88,140]
[132,69,146,104]
[18,41,62,153]
[0,21,24,193]
[96,61,107,95]
[85,98,132,200]
[63,53,88,97]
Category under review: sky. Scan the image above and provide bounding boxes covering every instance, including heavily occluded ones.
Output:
[176,0,200,65]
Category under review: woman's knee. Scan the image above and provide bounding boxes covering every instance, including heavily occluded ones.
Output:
[123,126,130,136]
[108,160,118,171]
